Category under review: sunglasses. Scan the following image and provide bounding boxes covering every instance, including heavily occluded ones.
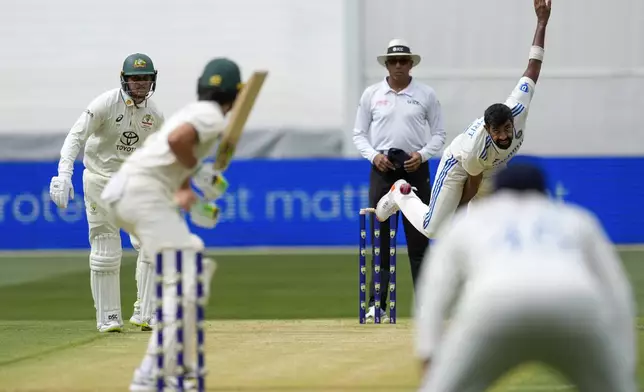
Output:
[386,57,411,65]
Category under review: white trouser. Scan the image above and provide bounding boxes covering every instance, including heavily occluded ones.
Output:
[418,272,636,392]
[110,175,197,254]
[106,173,208,376]
[394,154,499,239]
[83,169,153,328]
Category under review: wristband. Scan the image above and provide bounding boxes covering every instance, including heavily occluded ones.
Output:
[529,46,544,61]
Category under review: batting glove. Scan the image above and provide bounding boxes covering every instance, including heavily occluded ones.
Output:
[189,198,221,229]
[191,165,229,202]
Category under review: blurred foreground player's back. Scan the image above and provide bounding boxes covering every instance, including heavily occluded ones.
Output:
[414,163,637,392]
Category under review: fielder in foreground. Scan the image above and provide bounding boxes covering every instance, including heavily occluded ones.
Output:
[375,0,551,239]
[414,164,637,392]
[101,58,257,391]
[49,53,164,332]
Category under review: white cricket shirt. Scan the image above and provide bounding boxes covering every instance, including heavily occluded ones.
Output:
[119,101,227,193]
[58,88,164,178]
[352,77,446,163]
[414,191,636,371]
[446,77,536,176]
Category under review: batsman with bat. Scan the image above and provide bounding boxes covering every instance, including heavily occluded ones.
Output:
[100,57,266,390]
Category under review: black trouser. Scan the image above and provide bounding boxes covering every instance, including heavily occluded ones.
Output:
[368,162,431,310]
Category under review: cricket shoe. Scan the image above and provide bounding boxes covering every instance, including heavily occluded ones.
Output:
[130,302,156,331]
[98,320,123,333]
[184,369,208,390]
[375,179,414,222]
[134,316,157,332]
[130,369,196,392]
[365,305,389,324]
[130,300,143,326]
[140,317,157,332]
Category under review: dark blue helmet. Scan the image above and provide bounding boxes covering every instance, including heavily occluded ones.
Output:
[493,163,547,194]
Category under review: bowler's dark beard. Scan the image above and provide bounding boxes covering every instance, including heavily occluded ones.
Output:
[495,138,512,150]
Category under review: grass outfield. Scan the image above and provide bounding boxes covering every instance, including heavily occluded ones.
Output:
[0,250,642,391]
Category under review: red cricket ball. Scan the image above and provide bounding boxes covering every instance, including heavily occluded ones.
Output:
[400,183,412,195]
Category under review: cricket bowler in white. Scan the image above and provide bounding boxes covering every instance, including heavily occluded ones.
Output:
[100,58,240,391]
[49,53,164,332]
[375,0,551,239]
[415,164,637,392]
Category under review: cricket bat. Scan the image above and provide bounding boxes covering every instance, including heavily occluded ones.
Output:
[212,70,268,171]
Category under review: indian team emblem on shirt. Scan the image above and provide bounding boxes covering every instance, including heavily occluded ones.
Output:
[141,114,154,128]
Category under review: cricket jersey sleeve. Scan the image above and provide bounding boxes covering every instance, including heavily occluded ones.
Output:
[504,77,536,126]
[414,214,466,361]
[352,87,379,163]
[57,92,109,176]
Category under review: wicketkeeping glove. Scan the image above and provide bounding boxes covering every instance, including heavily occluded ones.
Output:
[49,174,74,208]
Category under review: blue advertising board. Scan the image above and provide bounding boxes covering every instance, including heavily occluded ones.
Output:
[0,157,641,250]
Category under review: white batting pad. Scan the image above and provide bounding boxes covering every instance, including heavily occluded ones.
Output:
[90,233,123,326]
[135,259,141,300]
[131,234,143,299]
[137,251,155,324]
[202,257,218,304]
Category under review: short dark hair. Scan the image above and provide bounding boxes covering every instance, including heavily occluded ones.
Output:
[484,103,513,128]
[196,85,238,107]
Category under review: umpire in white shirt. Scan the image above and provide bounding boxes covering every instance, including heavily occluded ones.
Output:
[353,39,446,321]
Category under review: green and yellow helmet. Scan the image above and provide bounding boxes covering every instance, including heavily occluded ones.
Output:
[196,58,243,103]
[120,53,158,99]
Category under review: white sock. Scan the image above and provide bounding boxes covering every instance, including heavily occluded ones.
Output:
[393,191,431,239]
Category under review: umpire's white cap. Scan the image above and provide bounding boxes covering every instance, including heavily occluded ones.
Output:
[377,39,421,67]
